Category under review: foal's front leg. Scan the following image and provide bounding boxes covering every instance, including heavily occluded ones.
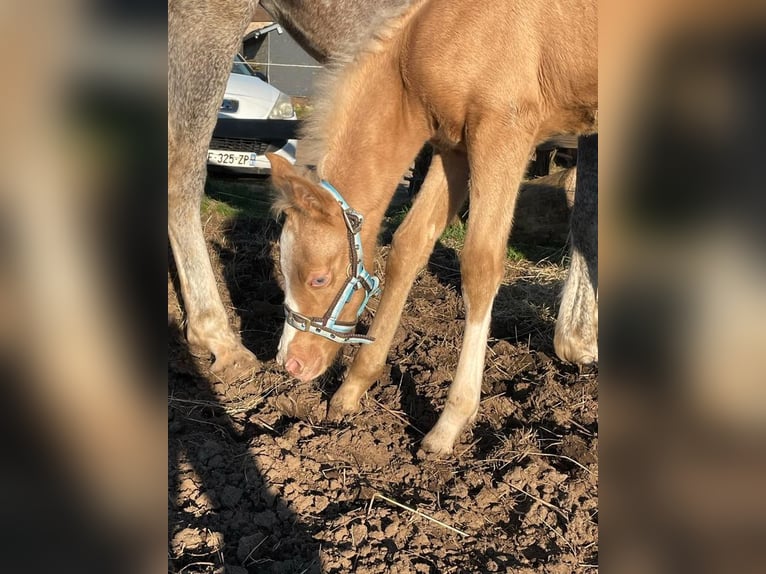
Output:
[328,152,469,419]
[421,129,536,456]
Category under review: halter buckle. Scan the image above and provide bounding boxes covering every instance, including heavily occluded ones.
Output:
[343,208,364,235]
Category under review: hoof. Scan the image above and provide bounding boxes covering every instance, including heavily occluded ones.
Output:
[555,245,598,366]
[415,447,446,461]
[326,392,361,422]
[210,345,260,383]
[419,428,456,458]
[553,331,598,365]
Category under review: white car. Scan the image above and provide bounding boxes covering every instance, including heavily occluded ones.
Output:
[207,55,298,174]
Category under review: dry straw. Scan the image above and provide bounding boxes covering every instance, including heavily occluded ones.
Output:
[368,492,470,538]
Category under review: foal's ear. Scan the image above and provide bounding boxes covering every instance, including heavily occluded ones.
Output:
[267,153,335,217]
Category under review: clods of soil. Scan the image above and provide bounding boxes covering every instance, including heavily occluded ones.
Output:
[169,191,598,573]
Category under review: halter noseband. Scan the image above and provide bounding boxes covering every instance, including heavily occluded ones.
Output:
[283,180,381,344]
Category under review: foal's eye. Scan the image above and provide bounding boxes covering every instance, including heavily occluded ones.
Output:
[309,275,330,288]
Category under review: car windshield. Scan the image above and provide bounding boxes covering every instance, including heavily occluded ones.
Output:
[231,55,255,77]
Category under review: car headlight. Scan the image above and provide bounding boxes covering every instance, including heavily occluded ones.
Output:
[268,93,295,119]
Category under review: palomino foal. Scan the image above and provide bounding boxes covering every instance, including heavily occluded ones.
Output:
[270,0,597,455]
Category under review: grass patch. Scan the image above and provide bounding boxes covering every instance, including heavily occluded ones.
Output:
[438,219,565,264]
[202,195,241,218]
[441,221,528,262]
[509,242,569,265]
[379,203,412,244]
[204,174,274,219]
[440,220,467,247]
[506,245,526,262]
[387,205,410,228]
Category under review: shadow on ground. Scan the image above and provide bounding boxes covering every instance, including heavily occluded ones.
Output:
[167,171,598,573]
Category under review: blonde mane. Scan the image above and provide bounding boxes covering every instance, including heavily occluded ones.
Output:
[298,0,427,171]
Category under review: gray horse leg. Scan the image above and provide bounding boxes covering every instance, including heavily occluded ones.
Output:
[555,133,598,364]
[168,0,260,381]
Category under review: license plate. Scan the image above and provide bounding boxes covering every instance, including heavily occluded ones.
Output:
[207,150,260,167]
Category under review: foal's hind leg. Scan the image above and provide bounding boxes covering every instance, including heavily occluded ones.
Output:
[328,152,469,419]
[168,0,259,382]
[555,134,598,364]
[421,128,537,456]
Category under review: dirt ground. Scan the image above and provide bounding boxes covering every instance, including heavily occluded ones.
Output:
[168,178,598,573]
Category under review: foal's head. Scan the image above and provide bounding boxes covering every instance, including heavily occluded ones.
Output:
[268,154,377,381]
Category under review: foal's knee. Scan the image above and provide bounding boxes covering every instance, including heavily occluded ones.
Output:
[460,249,504,313]
[389,221,438,271]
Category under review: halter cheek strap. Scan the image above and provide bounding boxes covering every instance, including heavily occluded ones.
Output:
[283,180,381,345]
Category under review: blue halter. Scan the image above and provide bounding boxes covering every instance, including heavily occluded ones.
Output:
[283,180,381,344]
